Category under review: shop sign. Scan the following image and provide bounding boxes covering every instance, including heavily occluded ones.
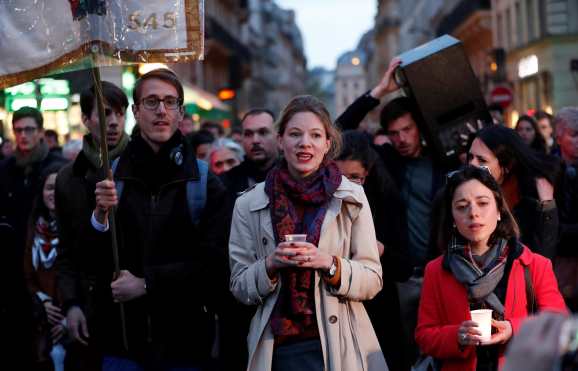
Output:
[4,78,70,112]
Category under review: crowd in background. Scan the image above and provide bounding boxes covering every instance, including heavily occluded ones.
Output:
[0,59,578,371]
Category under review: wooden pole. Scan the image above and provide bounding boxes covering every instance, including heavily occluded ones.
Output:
[90,53,129,351]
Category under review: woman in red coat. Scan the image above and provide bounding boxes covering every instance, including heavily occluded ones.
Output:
[415,166,567,371]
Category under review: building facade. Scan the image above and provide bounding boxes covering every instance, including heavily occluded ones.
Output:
[437,0,493,95]
[240,0,307,116]
[334,50,368,118]
[492,0,578,118]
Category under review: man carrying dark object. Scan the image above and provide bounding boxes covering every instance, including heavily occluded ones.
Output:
[55,80,129,370]
[337,58,449,270]
[89,69,229,370]
[336,58,455,369]
[0,106,64,255]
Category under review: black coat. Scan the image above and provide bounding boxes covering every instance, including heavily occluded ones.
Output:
[0,223,37,369]
[220,159,274,210]
[556,163,578,257]
[56,132,230,366]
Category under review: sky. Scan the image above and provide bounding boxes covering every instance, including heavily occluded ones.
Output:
[276,0,376,71]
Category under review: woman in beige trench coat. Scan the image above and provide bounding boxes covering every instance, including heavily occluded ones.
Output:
[229,95,388,371]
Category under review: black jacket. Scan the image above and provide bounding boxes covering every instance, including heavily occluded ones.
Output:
[556,163,578,257]
[220,159,274,204]
[56,132,229,366]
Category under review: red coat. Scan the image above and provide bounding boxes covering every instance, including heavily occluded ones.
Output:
[415,246,567,371]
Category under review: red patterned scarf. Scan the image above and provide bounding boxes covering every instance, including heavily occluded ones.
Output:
[265,160,342,337]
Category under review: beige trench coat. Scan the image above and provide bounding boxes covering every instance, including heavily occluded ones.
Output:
[229,177,388,371]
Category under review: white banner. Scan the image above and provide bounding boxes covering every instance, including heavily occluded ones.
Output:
[0,0,204,88]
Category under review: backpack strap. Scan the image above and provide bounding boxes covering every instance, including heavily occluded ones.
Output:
[111,157,124,202]
[186,159,208,225]
[524,265,537,314]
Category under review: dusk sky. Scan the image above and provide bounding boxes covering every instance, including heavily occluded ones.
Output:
[276,0,376,70]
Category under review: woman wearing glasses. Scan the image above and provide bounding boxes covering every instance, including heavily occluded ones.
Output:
[229,96,387,371]
[416,166,566,371]
[467,125,560,260]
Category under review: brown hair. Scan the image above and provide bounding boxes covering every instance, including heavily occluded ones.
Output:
[13,106,44,129]
[133,68,184,105]
[276,95,342,160]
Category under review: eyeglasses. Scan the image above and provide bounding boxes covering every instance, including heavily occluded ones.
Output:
[13,127,38,135]
[446,165,492,183]
[140,95,181,110]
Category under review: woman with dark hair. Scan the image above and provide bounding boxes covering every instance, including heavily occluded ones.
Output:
[336,130,412,371]
[416,166,566,371]
[515,115,547,153]
[467,125,560,259]
[229,96,387,371]
[23,161,68,371]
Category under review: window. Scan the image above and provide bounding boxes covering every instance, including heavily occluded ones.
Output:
[506,8,512,49]
[516,1,523,46]
[497,12,504,48]
[526,0,535,41]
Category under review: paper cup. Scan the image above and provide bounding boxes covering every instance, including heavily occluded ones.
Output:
[284,234,307,242]
[470,309,493,343]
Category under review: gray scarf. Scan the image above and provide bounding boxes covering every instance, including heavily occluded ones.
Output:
[447,238,509,315]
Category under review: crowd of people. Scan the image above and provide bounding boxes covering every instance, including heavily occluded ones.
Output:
[1,59,578,371]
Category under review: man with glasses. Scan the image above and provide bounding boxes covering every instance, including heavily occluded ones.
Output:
[54,81,129,370]
[81,69,229,371]
[0,106,64,254]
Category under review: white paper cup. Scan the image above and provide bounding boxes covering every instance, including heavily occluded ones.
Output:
[284,234,307,242]
[470,309,493,343]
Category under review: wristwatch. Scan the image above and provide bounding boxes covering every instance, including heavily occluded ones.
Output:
[326,257,337,278]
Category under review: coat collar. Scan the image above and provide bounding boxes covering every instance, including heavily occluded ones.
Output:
[113,132,199,182]
[248,176,363,212]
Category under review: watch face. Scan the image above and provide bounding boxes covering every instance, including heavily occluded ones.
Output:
[329,263,337,276]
